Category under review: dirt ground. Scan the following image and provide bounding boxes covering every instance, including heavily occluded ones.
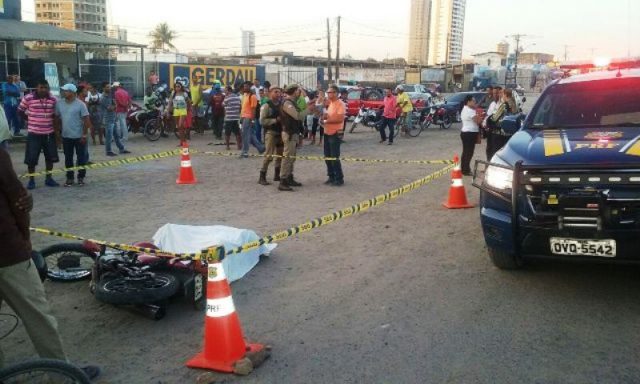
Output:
[5,94,640,383]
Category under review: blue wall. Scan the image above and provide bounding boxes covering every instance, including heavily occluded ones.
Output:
[0,0,22,20]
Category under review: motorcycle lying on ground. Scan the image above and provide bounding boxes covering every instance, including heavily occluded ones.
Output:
[349,105,384,133]
[40,241,207,320]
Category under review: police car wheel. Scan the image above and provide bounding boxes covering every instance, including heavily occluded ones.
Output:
[487,247,524,270]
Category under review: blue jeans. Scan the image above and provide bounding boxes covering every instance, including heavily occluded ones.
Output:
[324,134,343,183]
[241,118,265,155]
[379,117,396,142]
[105,120,125,154]
[62,138,87,180]
[4,104,20,134]
[115,112,128,142]
[254,119,263,143]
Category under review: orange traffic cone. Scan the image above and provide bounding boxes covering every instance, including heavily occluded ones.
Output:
[186,250,269,375]
[176,142,197,184]
[443,155,474,209]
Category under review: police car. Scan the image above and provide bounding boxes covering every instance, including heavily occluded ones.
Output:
[474,69,640,269]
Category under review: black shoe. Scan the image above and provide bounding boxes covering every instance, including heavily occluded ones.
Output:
[120,150,131,154]
[332,180,345,186]
[288,175,302,187]
[278,181,293,191]
[462,171,473,176]
[388,142,393,145]
[106,152,117,157]
[81,365,101,380]
[324,179,335,185]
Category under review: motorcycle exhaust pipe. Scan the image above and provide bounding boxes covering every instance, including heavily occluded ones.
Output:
[131,304,166,320]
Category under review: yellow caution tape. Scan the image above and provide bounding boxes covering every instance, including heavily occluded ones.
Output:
[31,163,453,262]
[20,149,182,179]
[29,227,221,261]
[223,163,454,256]
[199,151,454,166]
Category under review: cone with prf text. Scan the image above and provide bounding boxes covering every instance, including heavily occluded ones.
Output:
[176,142,197,184]
[443,155,474,209]
[186,247,269,375]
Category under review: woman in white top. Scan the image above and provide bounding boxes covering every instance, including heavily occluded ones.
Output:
[459,95,484,176]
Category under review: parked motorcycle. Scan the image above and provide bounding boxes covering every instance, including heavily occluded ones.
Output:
[40,241,207,320]
[420,104,453,130]
[126,103,162,141]
[349,105,384,133]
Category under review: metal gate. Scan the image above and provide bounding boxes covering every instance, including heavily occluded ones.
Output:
[277,68,318,89]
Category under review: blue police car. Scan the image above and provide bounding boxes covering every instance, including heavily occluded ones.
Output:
[474,69,640,269]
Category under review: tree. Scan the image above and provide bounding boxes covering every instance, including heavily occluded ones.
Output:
[149,22,177,52]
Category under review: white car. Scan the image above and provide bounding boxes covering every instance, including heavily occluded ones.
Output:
[400,84,435,105]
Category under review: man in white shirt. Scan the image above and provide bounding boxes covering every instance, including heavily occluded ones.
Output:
[483,86,502,160]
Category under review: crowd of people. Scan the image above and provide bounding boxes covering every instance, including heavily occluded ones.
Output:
[0,78,134,189]
[458,86,519,175]
[160,75,347,190]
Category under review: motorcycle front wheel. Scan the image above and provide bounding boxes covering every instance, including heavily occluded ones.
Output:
[143,118,161,141]
[40,243,96,282]
[441,115,453,129]
[95,272,179,305]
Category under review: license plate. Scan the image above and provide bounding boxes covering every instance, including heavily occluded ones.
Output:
[550,238,616,257]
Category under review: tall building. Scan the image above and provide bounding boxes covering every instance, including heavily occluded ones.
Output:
[35,0,107,35]
[497,41,509,58]
[407,0,431,65]
[241,30,255,56]
[108,25,128,56]
[426,0,466,65]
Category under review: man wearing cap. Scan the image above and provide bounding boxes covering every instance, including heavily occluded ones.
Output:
[278,84,313,191]
[112,82,130,142]
[55,84,90,186]
[206,84,225,144]
[240,81,265,158]
[258,87,284,185]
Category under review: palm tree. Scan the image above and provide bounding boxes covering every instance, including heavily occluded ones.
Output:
[149,22,177,52]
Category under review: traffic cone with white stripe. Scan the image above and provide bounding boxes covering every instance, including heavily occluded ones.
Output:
[443,155,474,209]
[176,142,197,184]
[186,248,269,375]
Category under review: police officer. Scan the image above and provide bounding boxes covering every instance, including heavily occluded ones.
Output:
[258,87,284,185]
[279,85,313,191]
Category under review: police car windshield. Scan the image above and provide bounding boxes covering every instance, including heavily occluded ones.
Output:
[531,77,640,129]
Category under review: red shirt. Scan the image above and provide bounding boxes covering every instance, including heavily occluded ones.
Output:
[383,95,397,119]
[209,93,225,117]
[114,88,130,113]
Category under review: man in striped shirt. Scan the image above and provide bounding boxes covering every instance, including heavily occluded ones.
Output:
[17,79,59,190]
[222,86,242,151]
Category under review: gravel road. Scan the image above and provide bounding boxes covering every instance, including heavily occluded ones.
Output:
[4,93,640,384]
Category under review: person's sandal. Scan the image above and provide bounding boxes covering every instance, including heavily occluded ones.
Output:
[64,179,74,187]
[77,178,85,186]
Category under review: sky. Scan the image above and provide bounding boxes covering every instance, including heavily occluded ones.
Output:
[21,0,640,62]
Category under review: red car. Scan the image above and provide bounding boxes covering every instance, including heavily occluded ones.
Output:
[346,87,426,117]
[346,88,385,117]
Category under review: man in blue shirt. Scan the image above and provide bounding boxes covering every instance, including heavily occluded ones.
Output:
[55,84,90,187]
[2,75,22,135]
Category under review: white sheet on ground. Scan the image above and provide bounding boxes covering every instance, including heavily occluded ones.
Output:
[152,224,276,283]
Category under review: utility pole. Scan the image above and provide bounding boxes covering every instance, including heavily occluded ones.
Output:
[505,34,530,87]
[335,16,341,85]
[326,18,333,83]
